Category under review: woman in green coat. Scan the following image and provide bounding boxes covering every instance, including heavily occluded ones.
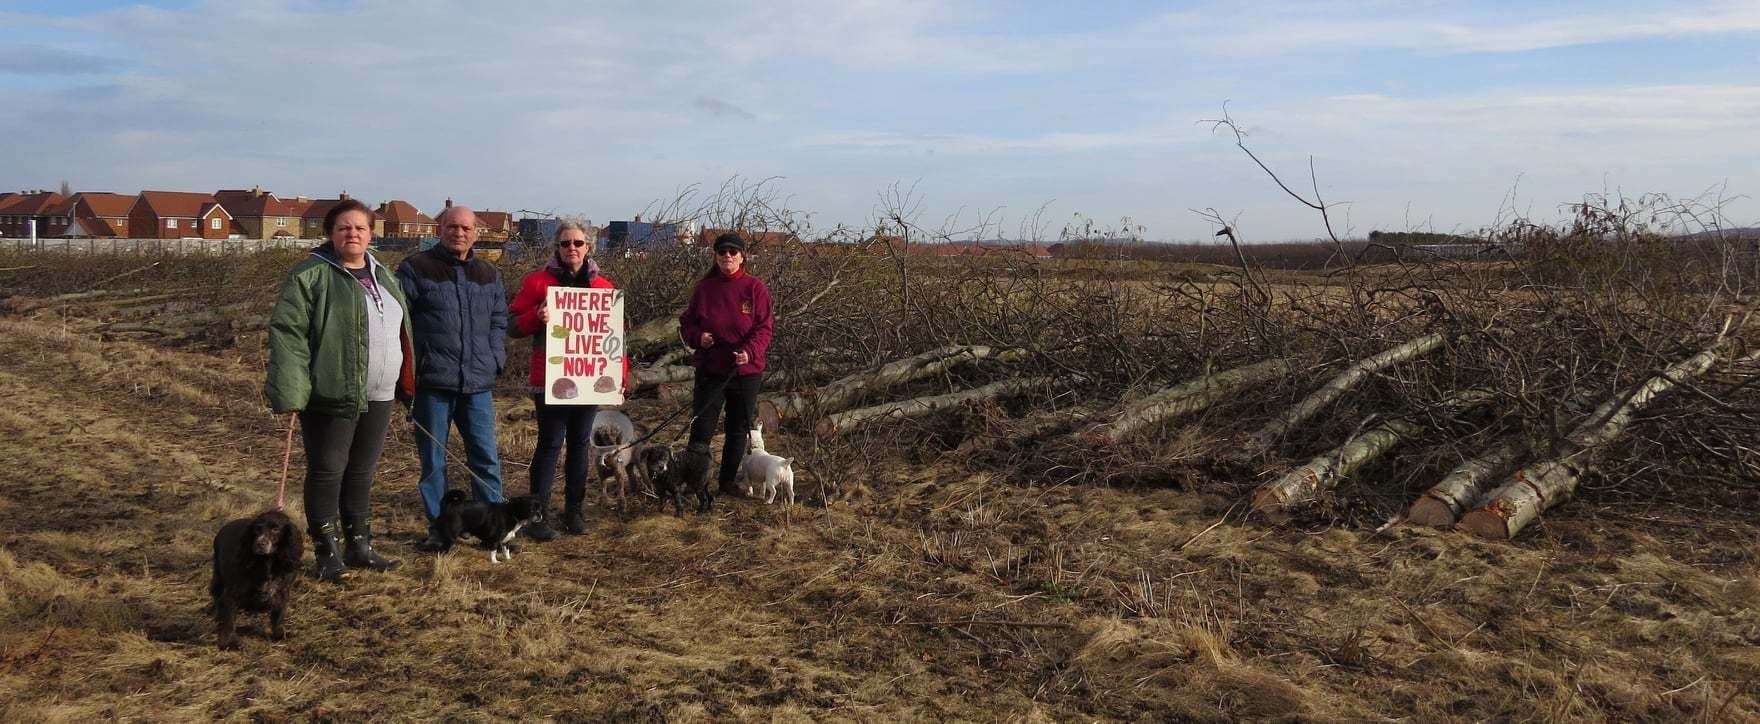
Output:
[266,199,415,582]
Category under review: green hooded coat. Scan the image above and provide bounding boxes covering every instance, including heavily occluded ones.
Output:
[265,245,416,417]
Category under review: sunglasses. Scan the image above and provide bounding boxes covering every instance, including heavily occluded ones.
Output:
[715,248,742,257]
[558,239,589,248]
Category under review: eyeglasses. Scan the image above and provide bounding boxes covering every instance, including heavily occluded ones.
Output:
[559,239,588,248]
[715,248,742,257]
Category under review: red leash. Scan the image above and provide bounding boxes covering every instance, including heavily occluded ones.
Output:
[276,412,296,510]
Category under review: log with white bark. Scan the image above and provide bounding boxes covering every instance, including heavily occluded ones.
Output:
[1251,419,1421,521]
[627,317,681,356]
[1244,332,1448,454]
[1404,440,1524,527]
[1086,358,1295,443]
[630,365,695,389]
[1251,389,1493,521]
[765,345,1027,424]
[3,287,148,313]
[1458,344,1745,539]
[815,376,1063,437]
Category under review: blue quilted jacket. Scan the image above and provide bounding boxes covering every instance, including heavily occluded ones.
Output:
[395,246,508,393]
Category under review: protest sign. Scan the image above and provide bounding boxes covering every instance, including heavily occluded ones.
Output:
[543,286,624,405]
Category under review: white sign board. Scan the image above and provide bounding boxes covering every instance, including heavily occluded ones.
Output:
[543,286,625,405]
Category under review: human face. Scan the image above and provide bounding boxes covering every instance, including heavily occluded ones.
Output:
[557,229,590,272]
[714,246,743,276]
[440,209,478,259]
[329,210,372,267]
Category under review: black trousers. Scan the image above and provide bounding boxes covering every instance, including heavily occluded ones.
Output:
[299,401,393,528]
[529,395,598,509]
[687,372,762,484]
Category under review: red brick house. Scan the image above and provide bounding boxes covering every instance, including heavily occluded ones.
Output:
[377,199,437,239]
[0,191,65,238]
[63,192,136,237]
[475,210,514,241]
[214,187,306,240]
[302,193,384,239]
[128,191,233,239]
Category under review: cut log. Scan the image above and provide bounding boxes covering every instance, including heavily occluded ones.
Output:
[1405,440,1523,527]
[3,287,148,313]
[766,345,1027,424]
[1251,419,1420,521]
[627,317,681,356]
[1245,332,1447,454]
[1252,389,1493,521]
[1459,344,1744,539]
[100,323,177,336]
[631,365,695,389]
[1087,358,1295,443]
[816,376,1063,437]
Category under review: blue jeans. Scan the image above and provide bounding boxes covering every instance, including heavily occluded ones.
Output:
[529,395,597,510]
[413,389,505,520]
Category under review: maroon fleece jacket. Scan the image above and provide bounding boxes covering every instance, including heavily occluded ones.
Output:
[679,269,773,376]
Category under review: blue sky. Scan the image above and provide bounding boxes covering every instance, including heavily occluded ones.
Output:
[2,0,1756,240]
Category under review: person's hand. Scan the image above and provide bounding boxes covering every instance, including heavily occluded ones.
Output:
[699,332,715,348]
[733,350,750,366]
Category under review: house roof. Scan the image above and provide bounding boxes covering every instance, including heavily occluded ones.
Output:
[75,192,142,219]
[69,215,124,236]
[214,189,304,219]
[0,191,65,216]
[304,197,382,222]
[138,191,222,219]
[199,202,231,220]
[476,210,513,231]
[377,200,435,225]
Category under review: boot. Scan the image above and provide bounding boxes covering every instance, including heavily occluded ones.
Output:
[342,518,401,572]
[523,503,560,541]
[414,521,448,553]
[308,520,347,583]
[718,477,748,498]
[561,503,587,535]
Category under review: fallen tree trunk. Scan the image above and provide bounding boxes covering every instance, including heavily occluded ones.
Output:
[1087,358,1295,443]
[1245,332,1447,454]
[1251,419,1421,522]
[766,345,1027,424]
[630,365,695,389]
[1404,440,1524,527]
[627,317,681,357]
[3,287,148,313]
[1459,344,1744,539]
[816,376,1062,437]
[1252,389,1493,521]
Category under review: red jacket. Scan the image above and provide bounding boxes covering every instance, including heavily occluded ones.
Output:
[508,259,625,390]
[679,268,773,376]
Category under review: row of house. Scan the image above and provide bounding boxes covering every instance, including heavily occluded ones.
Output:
[0,188,515,242]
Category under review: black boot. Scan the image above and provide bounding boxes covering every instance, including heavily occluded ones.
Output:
[309,520,347,583]
[523,503,560,541]
[561,503,587,535]
[414,521,448,553]
[342,518,401,572]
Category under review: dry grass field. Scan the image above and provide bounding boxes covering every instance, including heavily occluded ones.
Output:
[3,242,1760,721]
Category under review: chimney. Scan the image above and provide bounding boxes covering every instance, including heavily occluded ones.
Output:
[444,197,452,209]
[340,191,349,201]
[251,184,261,197]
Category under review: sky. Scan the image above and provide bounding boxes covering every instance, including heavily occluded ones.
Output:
[1,0,1756,241]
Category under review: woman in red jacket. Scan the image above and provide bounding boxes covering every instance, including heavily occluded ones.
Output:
[679,232,774,498]
[507,220,617,538]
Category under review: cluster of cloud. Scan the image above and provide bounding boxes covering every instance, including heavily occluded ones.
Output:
[0,0,1754,239]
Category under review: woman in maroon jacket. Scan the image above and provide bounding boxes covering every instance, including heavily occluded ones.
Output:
[507,220,618,537]
[680,232,774,497]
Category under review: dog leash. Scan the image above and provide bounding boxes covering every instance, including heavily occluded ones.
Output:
[602,370,736,456]
[406,415,502,490]
[276,412,296,510]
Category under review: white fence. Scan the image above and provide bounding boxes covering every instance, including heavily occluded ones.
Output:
[0,238,323,255]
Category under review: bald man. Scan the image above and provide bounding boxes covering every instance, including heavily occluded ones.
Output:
[396,205,511,552]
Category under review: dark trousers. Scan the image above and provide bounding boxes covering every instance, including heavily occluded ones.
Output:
[687,372,762,484]
[300,401,393,528]
[530,395,598,510]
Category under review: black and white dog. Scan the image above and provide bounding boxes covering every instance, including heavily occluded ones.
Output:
[436,490,544,563]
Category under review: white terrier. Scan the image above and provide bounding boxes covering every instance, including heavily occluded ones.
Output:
[741,423,795,505]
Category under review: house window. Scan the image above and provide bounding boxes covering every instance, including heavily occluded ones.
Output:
[167,219,178,229]
[211,217,222,230]
[402,224,410,233]
[276,217,286,227]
